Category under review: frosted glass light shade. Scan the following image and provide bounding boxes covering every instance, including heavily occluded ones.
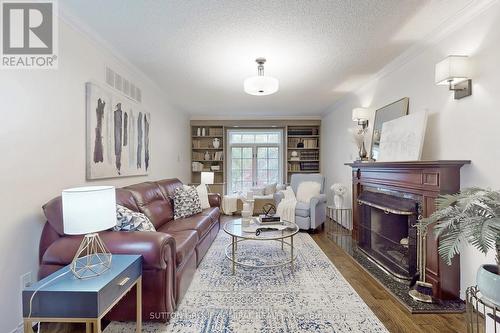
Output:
[62,186,116,235]
[244,76,279,96]
[435,55,470,85]
[352,107,370,121]
[201,171,214,185]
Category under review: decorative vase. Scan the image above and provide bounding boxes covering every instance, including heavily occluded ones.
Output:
[477,264,500,306]
[197,127,201,136]
[297,140,304,148]
[359,141,367,160]
[212,138,220,149]
[202,128,206,136]
[204,151,211,161]
[333,194,344,209]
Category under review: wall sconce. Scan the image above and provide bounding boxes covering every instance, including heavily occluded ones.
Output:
[435,55,472,100]
[352,108,370,129]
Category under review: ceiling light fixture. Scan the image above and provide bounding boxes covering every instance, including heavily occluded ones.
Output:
[244,57,279,96]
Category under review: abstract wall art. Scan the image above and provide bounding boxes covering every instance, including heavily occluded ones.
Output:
[86,82,150,179]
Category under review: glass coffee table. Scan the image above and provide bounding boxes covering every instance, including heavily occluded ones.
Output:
[223,218,299,274]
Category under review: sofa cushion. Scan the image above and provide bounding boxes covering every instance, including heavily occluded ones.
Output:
[161,229,198,267]
[173,186,202,220]
[161,213,213,239]
[295,202,310,217]
[156,178,183,199]
[116,188,139,211]
[125,182,174,229]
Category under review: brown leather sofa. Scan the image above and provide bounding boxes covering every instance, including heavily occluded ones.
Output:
[38,178,221,322]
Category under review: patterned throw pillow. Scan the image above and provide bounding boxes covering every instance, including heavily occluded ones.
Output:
[114,204,156,232]
[173,185,202,220]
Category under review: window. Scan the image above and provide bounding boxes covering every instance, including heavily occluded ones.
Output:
[228,129,283,193]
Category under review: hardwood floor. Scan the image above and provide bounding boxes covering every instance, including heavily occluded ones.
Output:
[310,219,467,333]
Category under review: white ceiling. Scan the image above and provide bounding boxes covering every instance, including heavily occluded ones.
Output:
[61,0,475,117]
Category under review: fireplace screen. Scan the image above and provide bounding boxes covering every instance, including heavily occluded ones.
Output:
[357,191,417,280]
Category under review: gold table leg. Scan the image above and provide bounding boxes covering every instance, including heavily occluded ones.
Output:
[94,318,101,333]
[23,320,31,333]
[291,235,294,273]
[86,322,92,333]
[136,277,142,333]
[281,230,284,250]
[232,236,236,275]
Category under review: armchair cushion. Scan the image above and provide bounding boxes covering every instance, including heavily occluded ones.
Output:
[295,202,310,217]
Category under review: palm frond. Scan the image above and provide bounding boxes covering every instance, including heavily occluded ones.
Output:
[416,188,500,265]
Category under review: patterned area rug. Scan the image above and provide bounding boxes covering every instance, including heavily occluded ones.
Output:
[105,231,387,333]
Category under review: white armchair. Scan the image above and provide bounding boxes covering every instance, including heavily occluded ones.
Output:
[274,174,327,230]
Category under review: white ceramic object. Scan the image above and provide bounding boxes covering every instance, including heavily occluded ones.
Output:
[213,138,220,149]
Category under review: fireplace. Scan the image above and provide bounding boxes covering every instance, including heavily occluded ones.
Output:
[346,160,470,302]
[357,190,418,280]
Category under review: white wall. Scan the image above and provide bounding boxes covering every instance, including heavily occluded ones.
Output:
[321,2,500,299]
[0,19,190,332]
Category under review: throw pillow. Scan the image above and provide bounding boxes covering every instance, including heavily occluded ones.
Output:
[251,187,265,196]
[174,185,202,219]
[196,184,211,210]
[296,181,321,203]
[114,204,156,232]
[264,183,277,195]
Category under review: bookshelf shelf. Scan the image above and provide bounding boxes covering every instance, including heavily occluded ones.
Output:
[286,125,320,181]
[191,125,225,192]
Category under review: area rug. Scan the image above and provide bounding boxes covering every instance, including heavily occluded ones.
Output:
[105,231,387,333]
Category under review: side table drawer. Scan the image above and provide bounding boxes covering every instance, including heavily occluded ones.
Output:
[98,258,141,315]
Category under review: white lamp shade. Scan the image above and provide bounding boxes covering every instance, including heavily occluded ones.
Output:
[244,76,279,96]
[352,107,370,121]
[200,171,214,185]
[435,55,470,85]
[62,186,116,235]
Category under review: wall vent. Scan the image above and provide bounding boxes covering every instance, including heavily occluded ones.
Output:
[105,66,142,103]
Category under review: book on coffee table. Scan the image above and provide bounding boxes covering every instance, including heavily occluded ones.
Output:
[258,214,282,224]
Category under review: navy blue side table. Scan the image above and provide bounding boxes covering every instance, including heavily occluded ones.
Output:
[22,254,142,333]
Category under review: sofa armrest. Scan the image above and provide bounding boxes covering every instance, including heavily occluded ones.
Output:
[208,193,221,207]
[41,231,176,270]
[274,191,285,205]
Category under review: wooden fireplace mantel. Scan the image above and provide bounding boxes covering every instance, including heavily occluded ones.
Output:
[345,160,470,300]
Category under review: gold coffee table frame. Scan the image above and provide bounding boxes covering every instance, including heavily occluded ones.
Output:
[223,219,299,274]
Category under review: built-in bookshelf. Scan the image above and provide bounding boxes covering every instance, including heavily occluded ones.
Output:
[190,125,225,194]
[286,125,320,182]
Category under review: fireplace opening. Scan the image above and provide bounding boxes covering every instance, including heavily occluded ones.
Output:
[357,191,418,281]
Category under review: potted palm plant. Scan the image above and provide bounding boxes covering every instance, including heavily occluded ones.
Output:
[418,188,500,305]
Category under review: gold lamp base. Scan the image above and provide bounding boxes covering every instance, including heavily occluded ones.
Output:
[71,233,112,279]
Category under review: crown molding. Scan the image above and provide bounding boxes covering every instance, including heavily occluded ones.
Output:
[322,0,498,116]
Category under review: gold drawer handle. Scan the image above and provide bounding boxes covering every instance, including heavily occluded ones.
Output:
[118,277,130,286]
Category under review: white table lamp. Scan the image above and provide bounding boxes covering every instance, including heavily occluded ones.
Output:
[201,171,214,192]
[62,186,116,279]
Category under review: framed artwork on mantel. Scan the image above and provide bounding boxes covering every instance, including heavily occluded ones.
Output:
[86,82,151,179]
[377,111,427,162]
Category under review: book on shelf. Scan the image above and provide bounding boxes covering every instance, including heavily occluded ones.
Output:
[288,127,319,136]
